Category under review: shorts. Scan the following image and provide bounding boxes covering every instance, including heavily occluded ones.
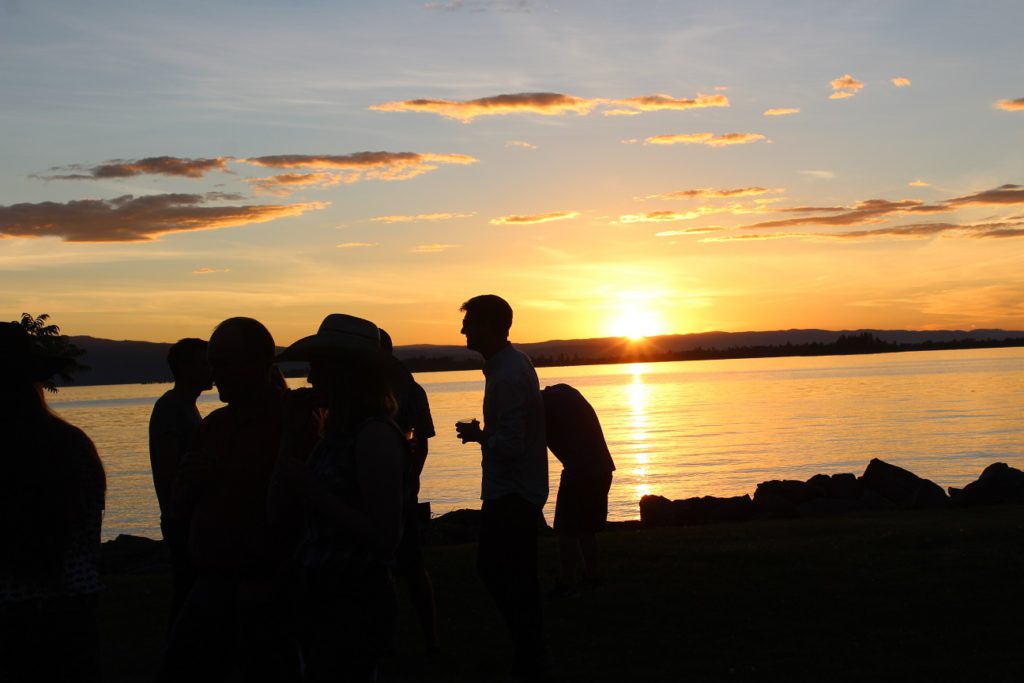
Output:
[553,470,613,535]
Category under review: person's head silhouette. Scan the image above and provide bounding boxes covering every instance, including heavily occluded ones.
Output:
[460,294,513,358]
[208,317,275,405]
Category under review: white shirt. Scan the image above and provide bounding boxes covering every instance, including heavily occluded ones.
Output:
[480,344,549,506]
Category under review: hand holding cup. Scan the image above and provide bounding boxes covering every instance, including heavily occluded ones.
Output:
[455,418,482,444]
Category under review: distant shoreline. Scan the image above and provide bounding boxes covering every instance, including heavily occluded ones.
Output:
[395,335,1024,374]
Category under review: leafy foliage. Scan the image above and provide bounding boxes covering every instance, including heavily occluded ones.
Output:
[16,312,89,392]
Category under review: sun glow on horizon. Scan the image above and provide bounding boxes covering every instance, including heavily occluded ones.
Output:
[607,294,669,340]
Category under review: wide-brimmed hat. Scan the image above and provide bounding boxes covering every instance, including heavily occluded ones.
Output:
[275,314,382,363]
[0,321,74,382]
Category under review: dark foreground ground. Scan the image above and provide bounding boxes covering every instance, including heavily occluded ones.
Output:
[101,505,1024,682]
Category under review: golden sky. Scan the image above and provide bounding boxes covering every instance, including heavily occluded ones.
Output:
[1,2,1022,345]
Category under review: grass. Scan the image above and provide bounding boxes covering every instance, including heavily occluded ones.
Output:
[100,505,1024,681]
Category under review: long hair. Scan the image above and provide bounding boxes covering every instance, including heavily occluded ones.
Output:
[322,352,397,439]
[1,375,106,582]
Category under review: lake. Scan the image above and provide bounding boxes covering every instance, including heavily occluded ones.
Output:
[46,347,1024,541]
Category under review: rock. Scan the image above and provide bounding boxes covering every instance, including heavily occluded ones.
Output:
[859,458,947,508]
[951,463,1024,506]
[640,494,754,527]
[100,534,166,574]
[640,495,675,527]
[426,507,483,545]
[754,479,826,515]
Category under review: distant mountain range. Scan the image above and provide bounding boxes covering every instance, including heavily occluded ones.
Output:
[59,329,1024,387]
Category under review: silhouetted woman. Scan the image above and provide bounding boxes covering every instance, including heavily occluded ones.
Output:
[0,322,106,683]
[272,314,405,682]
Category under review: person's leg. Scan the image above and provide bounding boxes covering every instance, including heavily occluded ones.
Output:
[161,517,195,630]
[578,534,602,585]
[477,495,545,671]
[556,533,583,585]
[159,574,234,683]
[406,565,439,650]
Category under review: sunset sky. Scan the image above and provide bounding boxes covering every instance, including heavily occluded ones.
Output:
[2,1,1022,346]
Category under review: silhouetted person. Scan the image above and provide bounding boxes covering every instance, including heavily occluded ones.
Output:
[541,384,616,599]
[273,314,406,682]
[0,322,106,683]
[455,295,548,678]
[149,337,211,626]
[380,328,439,652]
[161,317,314,682]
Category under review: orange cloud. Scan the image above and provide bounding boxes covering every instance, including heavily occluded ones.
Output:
[0,194,324,242]
[247,172,346,196]
[192,267,231,274]
[645,187,780,201]
[945,184,1024,206]
[618,211,701,223]
[706,221,1024,242]
[506,140,537,150]
[800,170,835,180]
[371,212,473,223]
[371,91,729,122]
[411,243,459,253]
[243,152,477,182]
[995,98,1024,111]
[909,180,930,187]
[891,77,911,87]
[655,227,724,236]
[604,93,729,115]
[337,242,377,248]
[643,132,767,147]
[34,156,230,180]
[490,211,579,225]
[763,108,800,116]
[830,74,864,99]
[370,93,598,122]
[743,199,948,229]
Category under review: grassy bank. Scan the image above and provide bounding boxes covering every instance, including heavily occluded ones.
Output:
[100,505,1024,681]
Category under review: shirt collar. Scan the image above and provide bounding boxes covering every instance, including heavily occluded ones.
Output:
[482,342,514,377]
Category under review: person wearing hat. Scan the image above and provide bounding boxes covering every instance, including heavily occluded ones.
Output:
[0,321,106,682]
[272,313,407,682]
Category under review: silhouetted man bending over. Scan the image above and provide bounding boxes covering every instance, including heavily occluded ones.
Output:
[149,337,212,627]
[456,294,548,677]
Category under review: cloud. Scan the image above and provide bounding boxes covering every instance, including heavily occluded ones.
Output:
[411,243,459,253]
[742,199,949,230]
[909,180,930,187]
[243,152,477,184]
[830,74,864,99]
[34,156,230,180]
[946,184,1024,206]
[603,93,729,115]
[891,77,911,87]
[763,108,800,116]
[645,187,781,201]
[995,98,1024,111]
[371,91,728,122]
[655,227,725,236]
[370,212,473,223]
[829,90,856,100]
[192,267,231,274]
[643,132,767,147]
[370,93,598,122]
[0,194,325,242]
[337,242,377,248]
[506,140,537,150]
[800,170,835,180]
[490,211,579,225]
[618,211,702,223]
[424,0,531,12]
[247,172,346,196]
[705,220,1024,242]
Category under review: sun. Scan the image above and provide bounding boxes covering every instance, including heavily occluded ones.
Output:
[608,308,667,341]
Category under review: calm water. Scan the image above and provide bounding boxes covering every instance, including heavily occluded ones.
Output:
[47,347,1024,541]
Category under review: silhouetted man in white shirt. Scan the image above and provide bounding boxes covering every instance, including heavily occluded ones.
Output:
[456,294,548,677]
